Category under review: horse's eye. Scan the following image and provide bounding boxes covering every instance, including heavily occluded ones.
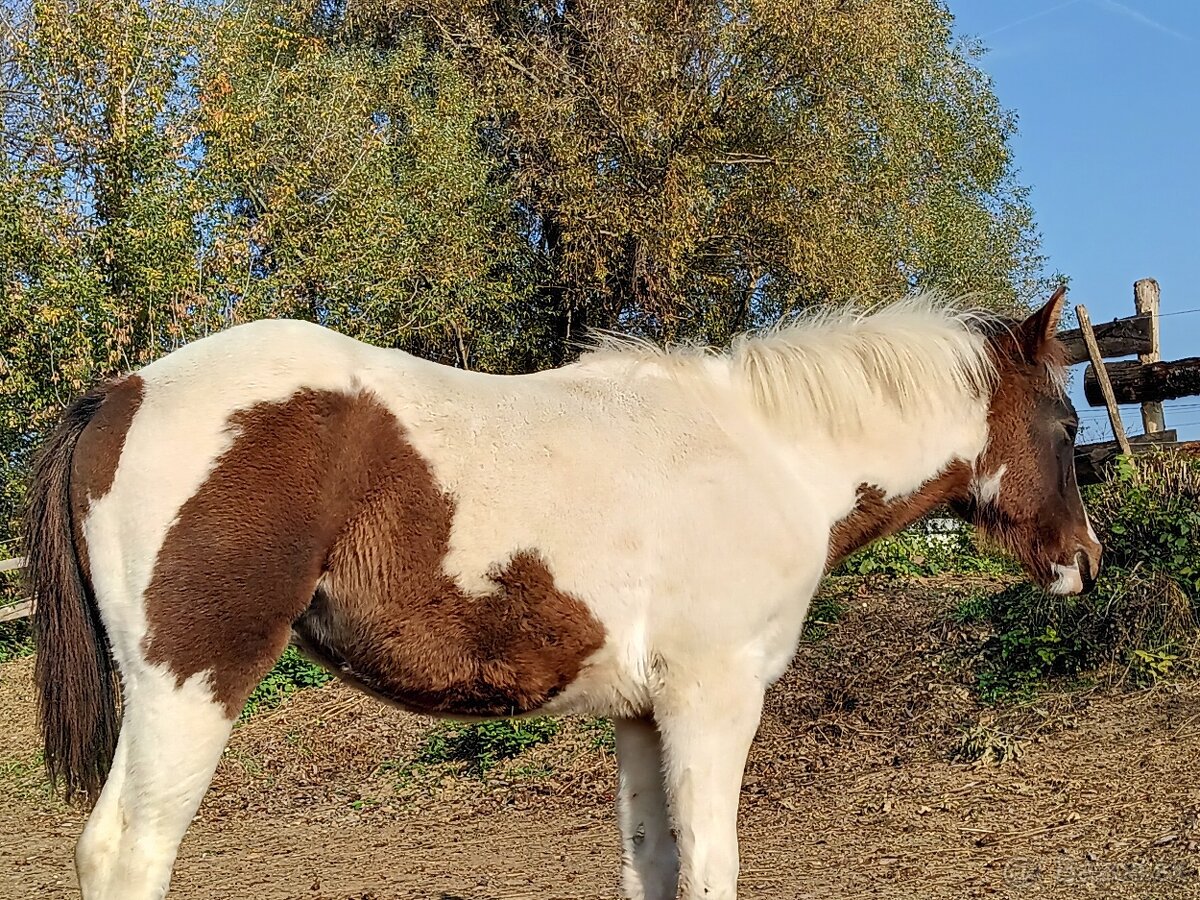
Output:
[1063,420,1078,442]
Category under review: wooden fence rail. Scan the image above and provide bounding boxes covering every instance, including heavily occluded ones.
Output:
[1065,277,1199,480]
[0,600,32,623]
[1083,357,1200,406]
[1058,315,1153,367]
[0,557,26,574]
[0,557,29,622]
[1073,431,1178,486]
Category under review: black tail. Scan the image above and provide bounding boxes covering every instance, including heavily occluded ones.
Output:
[24,384,120,805]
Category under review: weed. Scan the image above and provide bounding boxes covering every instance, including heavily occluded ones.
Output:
[953,722,1025,764]
[413,718,560,776]
[975,667,1038,705]
[834,523,1014,579]
[222,746,266,778]
[240,646,334,719]
[0,751,58,805]
[966,451,1200,703]
[507,761,554,780]
[581,717,616,753]
[1094,453,1200,598]
[950,589,992,625]
[802,592,847,643]
[1128,646,1184,685]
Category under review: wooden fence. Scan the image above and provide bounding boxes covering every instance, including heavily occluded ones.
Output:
[0,557,30,622]
[2,278,1198,616]
[1064,278,1200,484]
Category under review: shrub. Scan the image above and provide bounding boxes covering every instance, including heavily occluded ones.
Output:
[0,618,33,663]
[801,590,848,643]
[1090,452,1200,599]
[0,568,31,662]
[834,520,1013,578]
[970,451,1200,700]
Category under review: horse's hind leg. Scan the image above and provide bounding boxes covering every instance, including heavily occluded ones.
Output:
[75,661,239,900]
[74,732,128,895]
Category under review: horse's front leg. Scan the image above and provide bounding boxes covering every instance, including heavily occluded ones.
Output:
[656,664,765,900]
[615,717,679,900]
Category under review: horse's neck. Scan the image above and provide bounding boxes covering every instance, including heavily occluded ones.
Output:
[825,460,972,569]
[800,407,988,570]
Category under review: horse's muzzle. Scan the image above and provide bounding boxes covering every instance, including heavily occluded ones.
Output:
[1075,548,1099,594]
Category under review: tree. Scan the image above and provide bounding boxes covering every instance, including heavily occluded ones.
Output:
[0,0,1048,545]
[199,0,548,371]
[0,0,209,540]
[348,0,1047,348]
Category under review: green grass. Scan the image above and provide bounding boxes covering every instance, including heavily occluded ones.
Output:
[802,591,848,643]
[950,589,994,626]
[581,717,616,753]
[0,751,59,805]
[962,453,1200,703]
[833,525,1015,579]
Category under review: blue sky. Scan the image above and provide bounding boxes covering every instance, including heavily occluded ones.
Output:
[950,0,1200,442]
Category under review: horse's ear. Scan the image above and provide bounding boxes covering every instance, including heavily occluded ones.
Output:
[1017,285,1067,362]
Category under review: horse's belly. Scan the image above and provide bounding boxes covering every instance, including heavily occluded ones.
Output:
[293,548,608,719]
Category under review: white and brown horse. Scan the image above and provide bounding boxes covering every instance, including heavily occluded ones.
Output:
[26,288,1100,899]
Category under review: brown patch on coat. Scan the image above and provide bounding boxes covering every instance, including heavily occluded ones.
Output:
[70,375,145,509]
[142,388,606,719]
[69,374,145,581]
[826,463,972,570]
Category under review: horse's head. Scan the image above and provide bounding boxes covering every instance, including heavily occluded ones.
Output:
[954,288,1103,595]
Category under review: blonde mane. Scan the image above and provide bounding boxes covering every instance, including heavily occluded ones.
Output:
[582,296,999,434]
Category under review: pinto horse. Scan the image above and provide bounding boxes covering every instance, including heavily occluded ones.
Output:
[26,288,1100,900]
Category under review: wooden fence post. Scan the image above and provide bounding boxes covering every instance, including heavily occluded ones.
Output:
[1077,304,1133,458]
[1134,278,1165,433]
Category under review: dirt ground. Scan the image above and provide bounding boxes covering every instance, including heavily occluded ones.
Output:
[2,577,1199,899]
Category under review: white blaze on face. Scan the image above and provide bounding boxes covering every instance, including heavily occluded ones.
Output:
[1049,562,1083,595]
[971,463,1007,506]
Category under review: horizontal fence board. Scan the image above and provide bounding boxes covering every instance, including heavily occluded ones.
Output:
[1084,357,1200,406]
[1074,430,1177,485]
[1059,315,1153,366]
[0,557,28,622]
[0,600,31,623]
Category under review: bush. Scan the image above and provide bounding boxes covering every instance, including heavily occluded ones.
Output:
[0,569,30,661]
[0,618,33,663]
[1091,452,1200,599]
[801,590,848,643]
[834,521,1013,578]
[970,451,1200,701]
